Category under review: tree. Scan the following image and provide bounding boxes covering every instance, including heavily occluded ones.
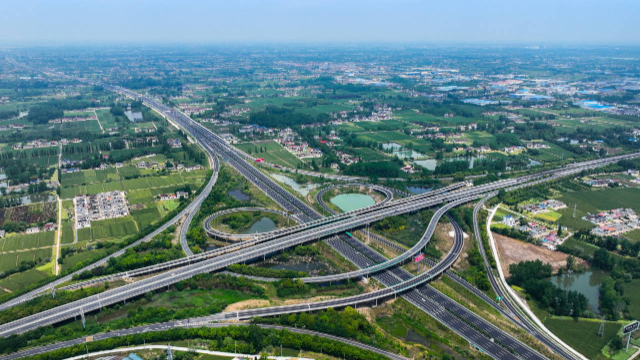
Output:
[566,255,575,271]
[592,248,615,271]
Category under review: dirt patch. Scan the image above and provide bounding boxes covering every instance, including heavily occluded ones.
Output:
[434,223,454,256]
[492,232,576,276]
[224,299,271,312]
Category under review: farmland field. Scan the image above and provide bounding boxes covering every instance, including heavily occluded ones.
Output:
[533,210,562,222]
[61,221,75,244]
[0,249,52,273]
[60,247,109,272]
[0,269,49,291]
[235,141,303,168]
[529,143,582,163]
[624,279,640,320]
[96,109,119,128]
[0,231,55,252]
[127,189,155,204]
[90,216,138,241]
[561,237,601,258]
[544,317,621,360]
[624,229,640,243]
[351,147,389,162]
[559,188,640,215]
[131,206,162,230]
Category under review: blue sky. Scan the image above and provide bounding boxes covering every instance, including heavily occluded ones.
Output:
[1,0,638,44]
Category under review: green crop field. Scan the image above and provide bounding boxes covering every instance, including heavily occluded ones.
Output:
[556,208,595,230]
[122,177,150,191]
[357,131,416,144]
[235,141,303,168]
[77,227,92,242]
[559,188,640,215]
[90,216,137,241]
[117,166,141,178]
[158,199,180,216]
[351,147,389,162]
[544,317,621,360]
[0,231,55,252]
[96,109,119,128]
[624,229,640,243]
[61,247,109,272]
[529,143,581,163]
[127,189,155,204]
[334,123,365,133]
[0,269,49,291]
[131,206,162,230]
[61,221,75,244]
[463,131,496,144]
[561,237,601,258]
[534,210,563,222]
[0,249,52,272]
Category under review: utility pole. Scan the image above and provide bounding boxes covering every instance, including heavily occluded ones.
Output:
[80,308,86,329]
[598,316,605,337]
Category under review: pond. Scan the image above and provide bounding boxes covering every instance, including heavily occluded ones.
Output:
[529,159,542,167]
[228,189,250,201]
[407,186,432,194]
[20,194,56,204]
[241,217,277,234]
[550,269,607,314]
[382,142,425,160]
[270,173,318,196]
[413,156,485,171]
[330,193,376,212]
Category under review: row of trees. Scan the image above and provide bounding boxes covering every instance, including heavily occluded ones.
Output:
[27,98,94,125]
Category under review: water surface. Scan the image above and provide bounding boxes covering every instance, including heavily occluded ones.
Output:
[270,173,318,196]
[550,269,607,314]
[330,193,375,212]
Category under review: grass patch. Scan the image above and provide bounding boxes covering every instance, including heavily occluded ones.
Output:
[544,317,621,360]
[624,279,640,320]
[534,210,563,222]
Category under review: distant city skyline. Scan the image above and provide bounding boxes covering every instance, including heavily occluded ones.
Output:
[0,0,638,45]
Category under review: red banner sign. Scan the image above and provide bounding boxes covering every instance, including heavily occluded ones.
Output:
[414,253,425,263]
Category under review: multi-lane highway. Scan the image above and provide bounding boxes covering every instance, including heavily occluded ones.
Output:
[0,322,409,360]
[3,60,640,359]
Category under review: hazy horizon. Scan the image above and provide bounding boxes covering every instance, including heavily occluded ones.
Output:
[1,0,638,45]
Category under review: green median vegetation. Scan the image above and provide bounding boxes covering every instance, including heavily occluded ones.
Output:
[227,264,306,279]
[4,325,390,360]
[0,274,266,355]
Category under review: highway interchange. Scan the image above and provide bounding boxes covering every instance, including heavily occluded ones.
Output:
[2,61,640,359]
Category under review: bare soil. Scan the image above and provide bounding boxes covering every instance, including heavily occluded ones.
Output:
[434,223,454,257]
[224,299,271,312]
[493,232,571,276]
